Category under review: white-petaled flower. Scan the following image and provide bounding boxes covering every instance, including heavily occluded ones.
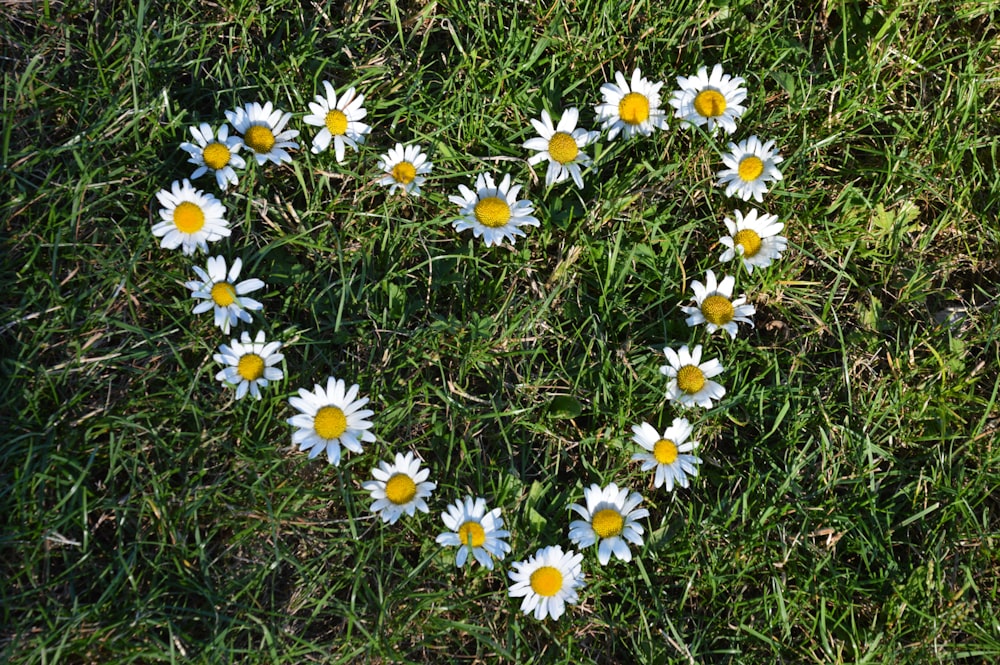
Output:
[508,545,585,621]
[213,330,284,400]
[225,101,299,166]
[362,452,436,524]
[717,135,783,202]
[669,64,747,136]
[286,377,376,466]
[594,68,666,140]
[449,173,540,247]
[568,483,648,565]
[680,269,755,338]
[435,496,511,570]
[660,344,725,409]
[179,123,246,191]
[719,208,787,273]
[185,256,265,334]
[303,81,371,161]
[522,108,600,189]
[152,179,230,255]
[631,419,702,491]
[377,143,432,196]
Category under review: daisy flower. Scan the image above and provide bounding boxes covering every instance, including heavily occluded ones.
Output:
[179,122,246,191]
[303,81,371,161]
[594,67,666,140]
[287,377,376,466]
[631,419,702,491]
[508,545,585,621]
[719,208,787,273]
[449,173,540,247]
[377,143,432,196]
[185,256,265,334]
[225,101,299,166]
[660,344,725,409]
[435,496,511,570]
[680,269,755,338]
[152,179,230,255]
[213,330,284,400]
[717,135,783,202]
[362,452,436,525]
[669,64,748,136]
[522,107,600,189]
[568,483,649,565]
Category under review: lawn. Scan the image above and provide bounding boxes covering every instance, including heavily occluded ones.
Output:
[2,0,999,663]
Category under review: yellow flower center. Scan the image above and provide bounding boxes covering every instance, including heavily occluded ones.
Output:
[529,566,563,597]
[591,508,624,539]
[244,125,276,154]
[733,228,762,257]
[548,132,578,164]
[391,161,417,184]
[202,142,231,170]
[701,294,735,326]
[173,201,205,234]
[693,89,726,118]
[738,155,764,181]
[653,438,678,465]
[618,92,650,125]
[473,196,511,228]
[313,405,348,440]
[457,520,486,548]
[210,282,237,307]
[384,473,417,505]
[236,353,265,381]
[676,365,706,395]
[325,109,348,136]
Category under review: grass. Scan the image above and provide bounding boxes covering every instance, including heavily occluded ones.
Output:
[2,0,999,662]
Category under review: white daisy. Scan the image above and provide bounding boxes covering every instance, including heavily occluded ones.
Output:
[660,344,725,409]
[568,483,648,565]
[719,208,787,273]
[225,101,299,166]
[669,64,748,136]
[179,122,246,191]
[362,452,435,525]
[303,81,371,161]
[213,330,284,400]
[522,107,600,189]
[185,256,265,334]
[508,545,585,621]
[594,67,666,140]
[449,173,540,247]
[435,496,511,570]
[287,377,376,466]
[631,419,702,491]
[717,135,784,202]
[152,179,230,256]
[680,269,755,338]
[377,142,432,196]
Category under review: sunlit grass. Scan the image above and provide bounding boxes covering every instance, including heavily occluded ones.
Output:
[2,1,999,663]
